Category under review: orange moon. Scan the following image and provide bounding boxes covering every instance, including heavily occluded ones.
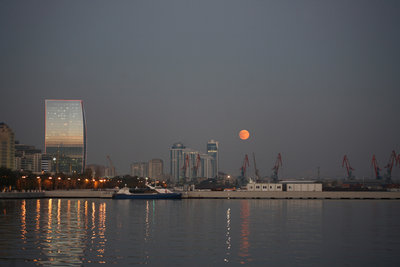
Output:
[239,130,250,140]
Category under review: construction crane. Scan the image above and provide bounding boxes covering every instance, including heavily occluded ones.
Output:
[371,154,381,180]
[384,150,397,183]
[181,154,190,184]
[106,155,116,177]
[252,152,261,181]
[342,155,355,180]
[192,154,201,178]
[271,153,282,183]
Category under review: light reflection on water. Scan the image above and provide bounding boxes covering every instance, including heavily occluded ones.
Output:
[0,199,399,266]
[239,200,250,264]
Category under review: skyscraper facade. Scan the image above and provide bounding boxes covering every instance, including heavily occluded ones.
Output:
[170,142,186,183]
[148,159,163,179]
[0,123,15,170]
[200,153,214,178]
[45,100,87,174]
[207,139,219,178]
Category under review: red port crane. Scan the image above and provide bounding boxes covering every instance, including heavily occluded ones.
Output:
[192,154,201,178]
[271,153,283,183]
[181,154,190,183]
[371,154,382,180]
[240,154,250,178]
[252,152,261,181]
[342,155,355,180]
[384,150,397,183]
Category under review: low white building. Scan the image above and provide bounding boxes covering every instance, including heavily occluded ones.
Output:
[247,182,322,192]
[246,183,283,191]
[285,183,322,192]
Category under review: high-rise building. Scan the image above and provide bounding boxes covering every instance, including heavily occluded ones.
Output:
[148,159,163,179]
[0,123,15,170]
[131,162,148,177]
[45,100,87,174]
[14,142,42,173]
[170,142,186,183]
[200,153,214,178]
[207,139,219,178]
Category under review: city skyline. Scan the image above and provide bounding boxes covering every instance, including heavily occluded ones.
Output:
[1,1,399,179]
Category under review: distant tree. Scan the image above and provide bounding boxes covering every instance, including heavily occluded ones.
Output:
[0,167,18,190]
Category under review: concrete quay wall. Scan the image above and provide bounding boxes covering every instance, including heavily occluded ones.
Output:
[0,192,45,199]
[183,191,400,199]
[0,190,113,199]
[45,190,113,198]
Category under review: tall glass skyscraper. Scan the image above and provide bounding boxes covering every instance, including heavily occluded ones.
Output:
[45,100,86,174]
[207,139,219,178]
[170,142,186,183]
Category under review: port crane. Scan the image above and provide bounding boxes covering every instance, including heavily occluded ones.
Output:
[252,152,261,181]
[239,154,250,184]
[106,155,116,177]
[371,154,382,180]
[192,154,201,178]
[181,154,190,183]
[384,150,397,183]
[271,153,282,183]
[342,155,355,180]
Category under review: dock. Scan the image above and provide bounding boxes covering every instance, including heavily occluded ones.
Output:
[183,190,400,199]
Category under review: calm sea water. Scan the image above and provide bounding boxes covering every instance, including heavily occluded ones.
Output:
[0,198,399,266]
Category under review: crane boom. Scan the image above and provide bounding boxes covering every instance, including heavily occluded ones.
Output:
[252,152,260,181]
[384,150,397,183]
[240,154,250,177]
[342,155,355,180]
[271,153,282,183]
[180,154,190,184]
[371,154,381,180]
[192,154,201,178]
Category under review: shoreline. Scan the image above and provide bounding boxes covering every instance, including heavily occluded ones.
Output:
[1,190,400,199]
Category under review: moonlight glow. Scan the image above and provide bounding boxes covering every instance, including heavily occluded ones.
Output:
[239,130,250,140]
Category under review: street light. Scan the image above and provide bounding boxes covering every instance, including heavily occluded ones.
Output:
[36,176,41,191]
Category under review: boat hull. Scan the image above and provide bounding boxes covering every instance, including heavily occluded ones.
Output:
[113,192,182,199]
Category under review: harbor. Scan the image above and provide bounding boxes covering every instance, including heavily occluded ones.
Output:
[2,189,400,200]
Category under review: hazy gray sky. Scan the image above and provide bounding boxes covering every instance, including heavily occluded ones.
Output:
[1,0,399,179]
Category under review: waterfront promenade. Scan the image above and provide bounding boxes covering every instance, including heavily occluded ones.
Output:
[1,190,400,199]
